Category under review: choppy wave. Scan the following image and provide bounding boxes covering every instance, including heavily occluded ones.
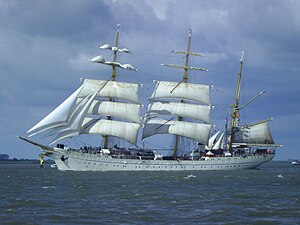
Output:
[0,161,299,224]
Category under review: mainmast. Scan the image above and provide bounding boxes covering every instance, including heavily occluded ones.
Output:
[162,29,207,158]
[229,52,244,151]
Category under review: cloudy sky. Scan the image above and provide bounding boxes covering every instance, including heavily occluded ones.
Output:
[1,0,299,160]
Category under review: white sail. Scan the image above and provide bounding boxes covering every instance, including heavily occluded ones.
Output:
[82,118,141,144]
[232,120,275,146]
[42,94,93,139]
[142,119,212,145]
[49,93,97,145]
[205,131,220,150]
[212,133,224,150]
[150,81,211,105]
[27,84,85,135]
[147,101,211,123]
[79,79,140,103]
[85,100,141,123]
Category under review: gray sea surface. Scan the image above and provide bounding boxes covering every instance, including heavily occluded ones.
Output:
[0,161,300,225]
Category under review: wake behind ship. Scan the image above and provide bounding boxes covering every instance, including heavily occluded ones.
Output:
[19,25,281,171]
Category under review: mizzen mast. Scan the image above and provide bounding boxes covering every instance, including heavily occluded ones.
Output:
[229,52,244,151]
[161,29,208,158]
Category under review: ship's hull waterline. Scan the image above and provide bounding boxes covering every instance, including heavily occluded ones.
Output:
[46,148,275,171]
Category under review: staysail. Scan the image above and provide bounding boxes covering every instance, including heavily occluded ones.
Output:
[27,79,141,145]
[205,131,220,150]
[27,84,85,136]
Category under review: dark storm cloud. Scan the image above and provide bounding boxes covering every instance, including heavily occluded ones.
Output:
[0,0,112,41]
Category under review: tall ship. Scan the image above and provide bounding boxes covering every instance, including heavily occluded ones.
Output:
[19,26,281,171]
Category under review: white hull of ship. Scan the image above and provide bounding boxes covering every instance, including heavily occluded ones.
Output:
[44,148,275,171]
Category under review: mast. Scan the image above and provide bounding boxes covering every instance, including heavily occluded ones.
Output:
[111,24,120,81]
[229,52,244,151]
[161,29,208,159]
[103,24,120,149]
[26,25,139,147]
[173,30,191,158]
[88,24,137,149]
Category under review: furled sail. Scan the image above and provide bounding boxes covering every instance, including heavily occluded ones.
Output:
[142,119,212,145]
[232,119,275,146]
[147,101,211,124]
[82,118,140,144]
[78,79,140,103]
[150,81,211,105]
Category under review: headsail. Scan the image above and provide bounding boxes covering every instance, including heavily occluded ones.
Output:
[26,25,140,146]
[27,84,85,136]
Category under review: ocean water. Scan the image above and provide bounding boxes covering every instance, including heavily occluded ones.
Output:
[0,161,299,225]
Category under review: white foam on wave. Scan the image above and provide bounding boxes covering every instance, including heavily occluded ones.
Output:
[184,174,196,179]
[42,186,56,189]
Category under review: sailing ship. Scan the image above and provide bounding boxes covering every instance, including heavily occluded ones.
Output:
[19,25,281,171]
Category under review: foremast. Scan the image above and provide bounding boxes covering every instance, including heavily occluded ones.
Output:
[90,24,137,149]
[104,24,120,148]
[161,29,208,159]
